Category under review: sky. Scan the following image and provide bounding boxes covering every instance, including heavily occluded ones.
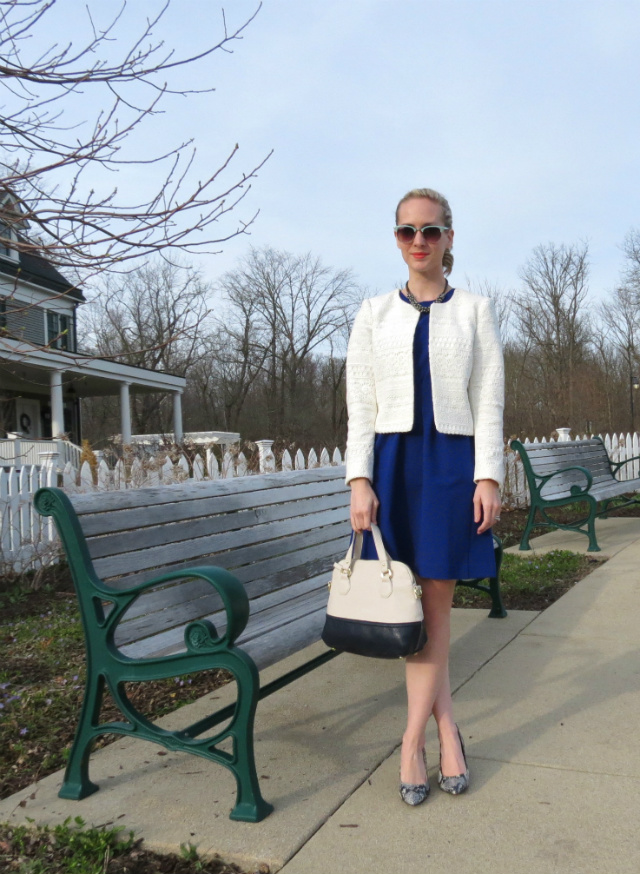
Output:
[16,0,640,301]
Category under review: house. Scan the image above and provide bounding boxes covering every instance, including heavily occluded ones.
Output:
[0,197,186,466]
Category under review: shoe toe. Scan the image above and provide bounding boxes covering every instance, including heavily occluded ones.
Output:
[438,770,470,795]
[399,782,430,806]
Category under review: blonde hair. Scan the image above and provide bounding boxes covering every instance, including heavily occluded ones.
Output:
[395,188,454,276]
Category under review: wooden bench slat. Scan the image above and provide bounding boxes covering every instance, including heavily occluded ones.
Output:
[102,523,348,593]
[117,577,330,660]
[528,453,610,472]
[78,477,349,537]
[113,556,337,648]
[87,491,350,559]
[123,606,328,672]
[69,466,345,515]
[92,506,349,579]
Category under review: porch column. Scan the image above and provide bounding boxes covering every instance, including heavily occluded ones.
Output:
[173,391,184,443]
[50,370,65,437]
[120,382,132,444]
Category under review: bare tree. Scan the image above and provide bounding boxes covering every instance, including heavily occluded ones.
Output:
[0,0,269,276]
[215,247,361,436]
[514,242,592,428]
[187,315,269,433]
[81,258,213,435]
[464,276,514,339]
[621,229,640,294]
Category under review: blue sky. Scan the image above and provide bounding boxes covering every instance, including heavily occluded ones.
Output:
[28,0,640,300]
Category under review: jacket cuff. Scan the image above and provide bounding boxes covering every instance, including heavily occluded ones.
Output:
[473,455,504,490]
[344,449,374,486]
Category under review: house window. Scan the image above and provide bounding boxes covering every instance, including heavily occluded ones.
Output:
[0,219,17,260]
[46,310,71,350]
[0,297,6,329]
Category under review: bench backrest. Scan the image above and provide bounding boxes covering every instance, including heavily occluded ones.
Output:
[67,466,350,659]
[511,438,613,500]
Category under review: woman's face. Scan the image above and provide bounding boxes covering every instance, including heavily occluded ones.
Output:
[395,197,454,277]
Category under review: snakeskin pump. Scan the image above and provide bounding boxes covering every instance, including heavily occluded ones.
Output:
[399,748,430,806]
[438,724,470,795]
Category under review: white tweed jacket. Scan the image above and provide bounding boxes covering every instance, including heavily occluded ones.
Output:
[345,287,505,488]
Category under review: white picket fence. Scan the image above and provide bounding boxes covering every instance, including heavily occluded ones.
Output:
[0,443,344,571]
[2,433,640,573]
[0,463,60,574]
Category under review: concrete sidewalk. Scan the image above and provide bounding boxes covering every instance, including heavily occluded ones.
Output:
[281,519,640,874]
[2,518,640,873]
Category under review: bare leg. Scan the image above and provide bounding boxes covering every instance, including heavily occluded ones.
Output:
[432,658,467,776]
[400,577,465,783]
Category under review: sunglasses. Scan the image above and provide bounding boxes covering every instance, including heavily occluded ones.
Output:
[394,224,450,244]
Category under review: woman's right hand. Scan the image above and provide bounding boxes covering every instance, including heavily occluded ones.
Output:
[349,478,379,532]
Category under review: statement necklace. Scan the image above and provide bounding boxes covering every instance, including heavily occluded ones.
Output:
[404,277,449,314]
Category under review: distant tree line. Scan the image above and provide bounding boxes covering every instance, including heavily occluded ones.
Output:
[80,248,361,449]
[493,232,640,438]
[79,232,640,450]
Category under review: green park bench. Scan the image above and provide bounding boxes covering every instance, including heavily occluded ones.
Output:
[510,437,640,552]
[35,466,504,823]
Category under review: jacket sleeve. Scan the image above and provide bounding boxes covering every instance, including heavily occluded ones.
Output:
[344,299,377,486]
[468,296,505,488]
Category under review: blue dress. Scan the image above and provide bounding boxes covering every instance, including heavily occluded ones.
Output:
[360,288,496,579]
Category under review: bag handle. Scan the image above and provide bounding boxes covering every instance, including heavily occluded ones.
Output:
[341,523,391,576]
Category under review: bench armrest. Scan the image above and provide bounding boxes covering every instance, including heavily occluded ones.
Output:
[610,454,640,475]
[533,464,593,496]
[113,566,250,651]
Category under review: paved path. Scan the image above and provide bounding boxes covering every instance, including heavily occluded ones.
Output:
[2,518,639,873]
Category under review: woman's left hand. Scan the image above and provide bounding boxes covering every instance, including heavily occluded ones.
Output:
[474,479,501,534]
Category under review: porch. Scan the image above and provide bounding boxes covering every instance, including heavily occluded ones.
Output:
[0,335,186,448]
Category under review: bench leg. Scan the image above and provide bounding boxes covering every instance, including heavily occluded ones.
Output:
[519,503,538,551]
[59,674,105,800]
[586,505,601,552]
[599,499,612,520]
[225,652,274,823]
[488,536,507,618]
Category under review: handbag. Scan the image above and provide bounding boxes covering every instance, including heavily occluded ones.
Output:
[321,523,427,659]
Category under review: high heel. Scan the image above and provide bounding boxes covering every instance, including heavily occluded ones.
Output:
[399,748,430,806]
[438,724,470,795]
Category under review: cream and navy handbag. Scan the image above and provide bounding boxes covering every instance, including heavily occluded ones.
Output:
[321,524,427,659]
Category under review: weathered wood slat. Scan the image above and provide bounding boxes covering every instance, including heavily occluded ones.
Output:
[240,588,328,644]
[116,577,330,659]
[101,526,348,592]
[241,609,328,673]
[70,466,345,515]
[91,506,349,578]
[118,551,339,627]
[88,491,350,559]
[114,563,334,648]
[528,454,609,473]
[121,606,328,670]
[527,451,606,467]
[529,452,609,470]
[78,477,349,537]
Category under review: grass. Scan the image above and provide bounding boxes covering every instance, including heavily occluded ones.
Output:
[0,586,232,802]
[453,549,604,610]
[0,817,250,873]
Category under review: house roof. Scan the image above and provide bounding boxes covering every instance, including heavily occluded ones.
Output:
[0,247,85,302]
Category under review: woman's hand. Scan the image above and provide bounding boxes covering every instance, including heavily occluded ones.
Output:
[473,479,501,534]
[350,478,379,533]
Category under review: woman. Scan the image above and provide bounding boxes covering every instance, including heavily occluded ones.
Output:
[345,188,504,806]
